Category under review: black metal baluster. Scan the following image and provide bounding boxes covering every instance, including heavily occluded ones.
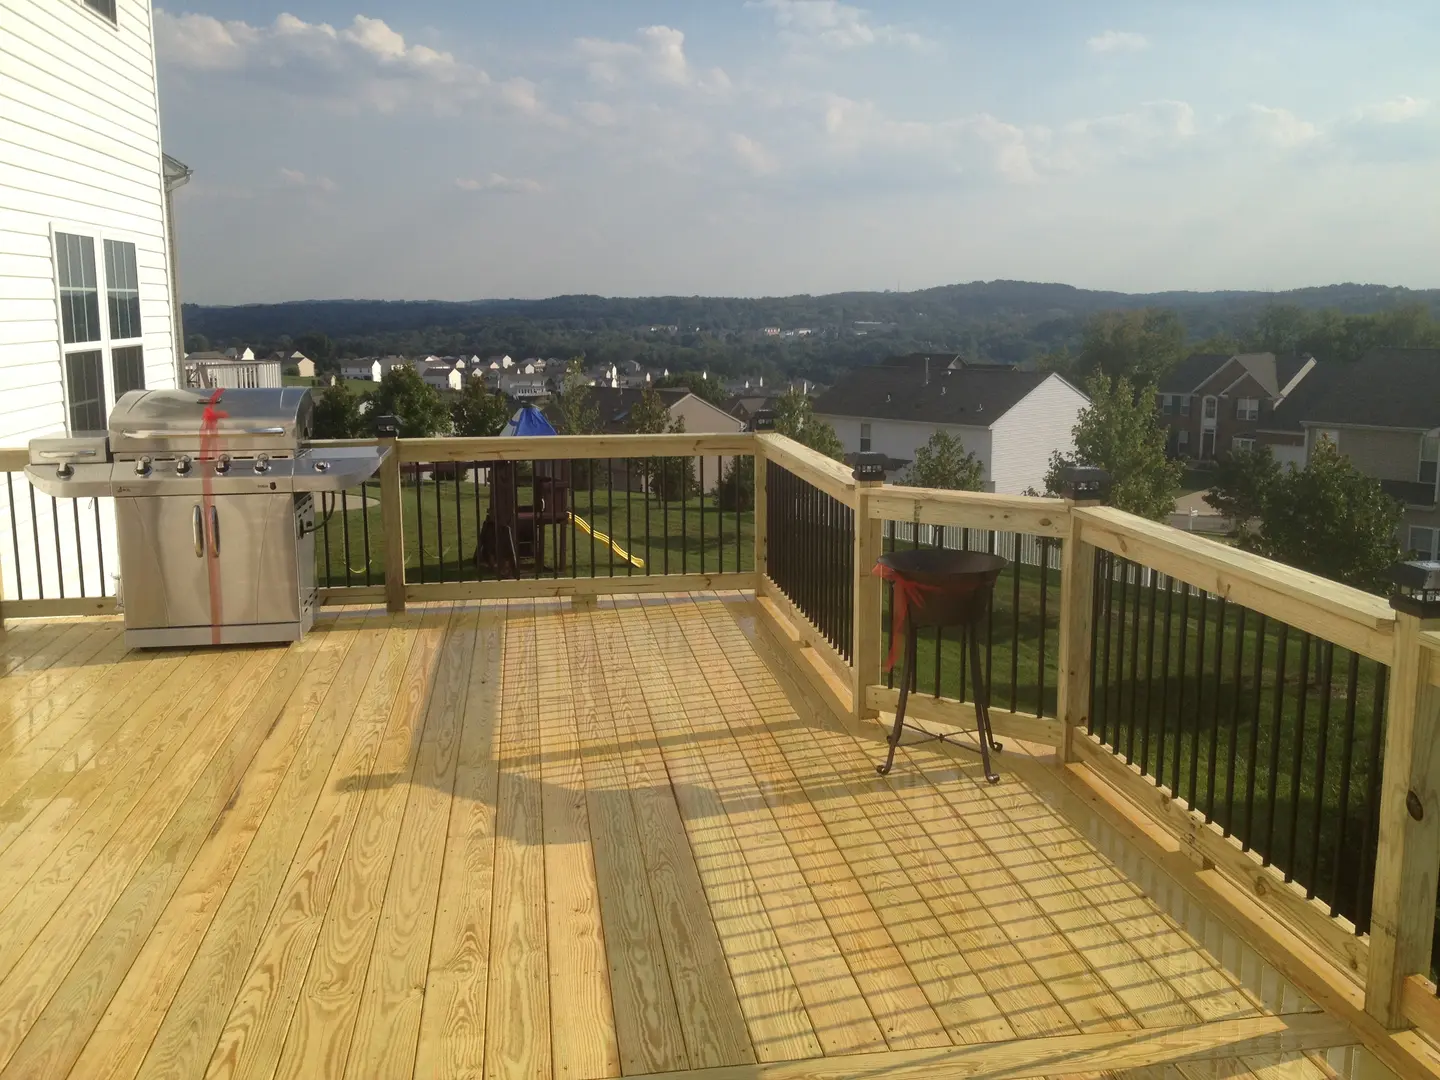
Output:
[28,483,44,599]
[454,462,464,584]
[1263,624,1290,865]
[1158,576,1175,790]
[1087,549,1104,735]
[358,481,373,586]
[72,498,85,596]
[1038,537,1050,718]
[1242,614,1267,850]
[51,497,64,598]
[1138,565,1158,773]
[698,457,705,576]
[414,463,426,584]
[433,461,445,581]
[1111,559,1129,754]
[733,458,741,575]
[1204,597,1227,820]
[1010,540,1021,713]
[7,476,24,600]
[1126,565,1143,764]
[470,465,481,581]
[588,458,596,579]
[644,460,652,574]
[1098,554,1116,745]
[93,496,106,595]
[1305,642,1336,898]
[1189,590,1208,807]
[1285,633,1313,881]
[322,494,333,588]
[1223,606,1246,835]
[1329,651,1362,917]
[1355,663,1388,930]
[1175,582,1192,792]
[341,490,352,589]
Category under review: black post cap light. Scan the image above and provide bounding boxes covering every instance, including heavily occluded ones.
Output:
[1390,560,1440,618]
[749,409,776,432]
[1059,466,1111,503]
[852,451,887,482]
[374,414,400,439]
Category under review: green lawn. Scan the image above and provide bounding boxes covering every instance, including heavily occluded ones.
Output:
[314,471,753,588]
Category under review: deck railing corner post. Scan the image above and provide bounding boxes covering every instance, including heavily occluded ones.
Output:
[1057,501,1096,762]
[379,436,406,614]
[851,475,884,729]
[1365,606,1440,1028]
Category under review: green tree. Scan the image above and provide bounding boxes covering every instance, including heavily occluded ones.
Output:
[713,455,754,511]
[1249,439,1401,593]
[627,386,671,435]
[629,388,695,500]
[1075,309,1185,382]
[553,357,600,435]
[1205,446,1281,533]
[365,365,451,437]
[451,376,510,437]
[1045,375,1183,519]
[771,389,845,461]
[904,430,984,490]
[184,333,210,354]
[294,331,336,371]
[312,382,365,439]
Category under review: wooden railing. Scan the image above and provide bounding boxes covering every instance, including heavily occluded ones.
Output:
[8,431,1440,1076]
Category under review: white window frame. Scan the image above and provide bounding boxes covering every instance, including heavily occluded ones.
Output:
[1202,395,1218,423]
[1420,435,1439,487]
[1232,436,1256,453]
[859,422,872,453]
[1179,395,1191,416]
[1409,526,1438,560]
[1177,429,1189,448]
[50,223,147,434]
[1236,397,1260,422]
[1160,394,1175,415]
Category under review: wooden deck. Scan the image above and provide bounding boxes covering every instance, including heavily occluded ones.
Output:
[0,593,1354,1080]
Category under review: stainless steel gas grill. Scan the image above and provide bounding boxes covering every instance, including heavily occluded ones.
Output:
[25,388,388,648]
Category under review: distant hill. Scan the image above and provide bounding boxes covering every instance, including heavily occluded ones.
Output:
[182,280,1440,380]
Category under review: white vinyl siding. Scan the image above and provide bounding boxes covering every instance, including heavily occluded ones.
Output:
[988,374,1089,495]
[818,413,993,485]
[0,0,175,604]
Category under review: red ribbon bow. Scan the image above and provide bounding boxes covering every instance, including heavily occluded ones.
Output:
[873,563,942,671]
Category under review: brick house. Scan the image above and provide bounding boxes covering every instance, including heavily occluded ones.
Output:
[1156,353,1316,463]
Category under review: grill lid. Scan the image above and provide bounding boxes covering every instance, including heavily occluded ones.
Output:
[108,388,314,457]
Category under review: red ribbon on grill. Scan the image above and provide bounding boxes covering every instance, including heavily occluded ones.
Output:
[872,562,942,671]
[200,389,228,645]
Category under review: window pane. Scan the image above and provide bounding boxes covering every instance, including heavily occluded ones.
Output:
[65,350,106,432]
[84,0,117,21]
[112,344,145,397]
[55,232,101,344]
[1421,460,1437,485]
[105,239,142,340]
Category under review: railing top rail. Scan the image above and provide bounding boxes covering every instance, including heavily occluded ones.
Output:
[0,447,26,471]
[868,485,1070,538]
[398,432,755,463]
[1076,504,1396,664]
[755,433,855,505]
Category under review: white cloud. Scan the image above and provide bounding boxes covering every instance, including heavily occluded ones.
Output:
[575,100,619,127]
[154,9,546,115]
[1086,30,1150,53]
[752,0,928,50]
[1352,96,1429,124]
[730,133,778,176]
[279,167,337,193]
[576,26,729,90]
[820,95,1037,182]
[1231,104,1319,148]
[456,174,542,195]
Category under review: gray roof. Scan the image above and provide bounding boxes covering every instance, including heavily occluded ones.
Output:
[545,386,690,432]
[1159,352,1312,397]
[1158,354,1230,394]
[1268,348,1440,432]
[812,356,1053,428]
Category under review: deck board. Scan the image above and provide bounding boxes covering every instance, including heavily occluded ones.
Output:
[0,595,1354,1080]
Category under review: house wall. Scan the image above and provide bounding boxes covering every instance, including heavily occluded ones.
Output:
[988,374,1087,495]
[1,0,175,603]
[1307,425,1425,483]
[816,413,993,488]
[668,394,746,487]
[1160,370,1278,460]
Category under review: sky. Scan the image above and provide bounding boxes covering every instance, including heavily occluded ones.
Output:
[154,1,1440,304]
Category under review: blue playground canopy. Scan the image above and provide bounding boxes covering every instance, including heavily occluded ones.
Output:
[505,404,557,437]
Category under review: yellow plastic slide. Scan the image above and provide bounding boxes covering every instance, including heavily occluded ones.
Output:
[568,512,646,569]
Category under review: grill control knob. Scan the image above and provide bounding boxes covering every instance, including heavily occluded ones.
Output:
[253,454,271,474]
[214,455,231,474]
[134,456,153,476]
[56,463,74,480]
[176,455,193,475]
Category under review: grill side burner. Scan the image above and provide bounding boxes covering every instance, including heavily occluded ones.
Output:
[25,388,387,648]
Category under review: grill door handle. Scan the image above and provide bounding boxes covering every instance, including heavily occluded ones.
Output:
[193,504,204,557]
[209,506,220,557]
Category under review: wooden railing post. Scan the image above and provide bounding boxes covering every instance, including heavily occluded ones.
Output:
[1366,610,1440,1027]
[1056,503,1097,762]
[851,476,884,729]
[754,445,768,586]
[379,438,406,614]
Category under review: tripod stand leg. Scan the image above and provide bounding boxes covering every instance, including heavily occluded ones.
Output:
[877,621,916,776]
[968,629,1001,783]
